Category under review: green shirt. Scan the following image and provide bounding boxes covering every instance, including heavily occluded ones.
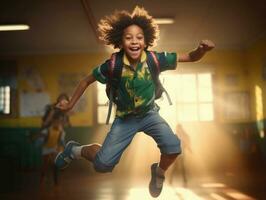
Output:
[92,51,177,118]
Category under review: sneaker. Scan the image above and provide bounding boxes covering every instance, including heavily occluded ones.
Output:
[54,141,81,169]
[149,163,165,198]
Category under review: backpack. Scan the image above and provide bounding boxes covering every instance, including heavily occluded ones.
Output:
[105,50,172,124]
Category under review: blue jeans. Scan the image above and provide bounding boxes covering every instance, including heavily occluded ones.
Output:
[93,108,181,172]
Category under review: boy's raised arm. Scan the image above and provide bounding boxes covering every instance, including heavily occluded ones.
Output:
[56,73,96,112]
[178,40,215,62]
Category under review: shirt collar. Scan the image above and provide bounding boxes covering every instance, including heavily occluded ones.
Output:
[123,51,147,66]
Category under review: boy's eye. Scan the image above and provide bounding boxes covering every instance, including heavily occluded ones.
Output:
[124,35,132,40]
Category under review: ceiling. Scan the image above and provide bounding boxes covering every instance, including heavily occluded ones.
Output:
[0,0,266,55]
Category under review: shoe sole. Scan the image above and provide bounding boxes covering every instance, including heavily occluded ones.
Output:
[149,163,164,198]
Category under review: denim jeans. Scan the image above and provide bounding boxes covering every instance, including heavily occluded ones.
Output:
[93,107,181,172]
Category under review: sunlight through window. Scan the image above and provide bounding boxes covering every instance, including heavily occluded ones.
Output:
[97,82,115,124]
[0,86,11,114]
[96,72,214,124]
[181,74,197,102]
[175,187,205,200]
[210,193,228,200]
[158,72,214,124]
[126,186,204,200]
[255,85,264,138]
[255,85,263,120]
[225,190,256,200]
[201,183,226,188]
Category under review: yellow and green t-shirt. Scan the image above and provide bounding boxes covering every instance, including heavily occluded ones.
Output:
[92,51,177,118]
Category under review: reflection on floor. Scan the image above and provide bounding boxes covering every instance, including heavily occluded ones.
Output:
[0,159,264,200]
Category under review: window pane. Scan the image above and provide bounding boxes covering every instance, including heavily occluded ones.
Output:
[198,73,213,102]
[176,75,184,102]
[97,105,115,124]
[159,104,177,130]
[198,73,212,87]
[0,100,3,110]
[96,82,116,124]
[5,86,10,99]
[199,103,213,121]
[98,90,109,105]
[158,74,178,106]
[177,104,198,121]
[97,83,109,105]
[0,86,11,114]
[177,74,197,102]
[198,87,213,102]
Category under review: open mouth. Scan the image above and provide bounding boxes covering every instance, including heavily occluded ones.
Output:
[126,46,142,60]
[129,47,140,52]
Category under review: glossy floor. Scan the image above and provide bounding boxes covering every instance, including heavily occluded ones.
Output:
[0,159,265,200]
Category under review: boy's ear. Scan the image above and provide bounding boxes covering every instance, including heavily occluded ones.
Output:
[118,42,123,49]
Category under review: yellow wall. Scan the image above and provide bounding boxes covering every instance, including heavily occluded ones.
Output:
[246,37,266,122]
[203,50,248,122]
[0,53,108,127]
[0,45,263,127]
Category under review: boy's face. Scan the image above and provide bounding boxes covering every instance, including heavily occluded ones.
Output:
[122,24,146,63]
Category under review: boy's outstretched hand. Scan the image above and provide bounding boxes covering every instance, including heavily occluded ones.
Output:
[179,39,215,62]
[198,40,215,52]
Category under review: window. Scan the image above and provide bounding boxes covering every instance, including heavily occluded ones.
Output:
[0,86,11,114]
[0,60,17,117]
[96,72,214,125]
[157,72,213,127]
[96,82,115,124]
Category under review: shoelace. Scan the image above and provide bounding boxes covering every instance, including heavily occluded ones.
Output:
[63,155,73,163]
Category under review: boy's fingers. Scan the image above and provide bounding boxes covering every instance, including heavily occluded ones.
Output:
[199,40,215,51]
[204,40,215,48]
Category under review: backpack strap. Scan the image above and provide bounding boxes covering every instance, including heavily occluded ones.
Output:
[106,51,123,124]
[146,51,172,105]
[149,51,160,74]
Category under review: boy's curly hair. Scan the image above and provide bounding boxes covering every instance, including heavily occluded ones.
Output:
[98,6,159,49]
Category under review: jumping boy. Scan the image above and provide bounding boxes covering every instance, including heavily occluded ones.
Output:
[54,6,214,197]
